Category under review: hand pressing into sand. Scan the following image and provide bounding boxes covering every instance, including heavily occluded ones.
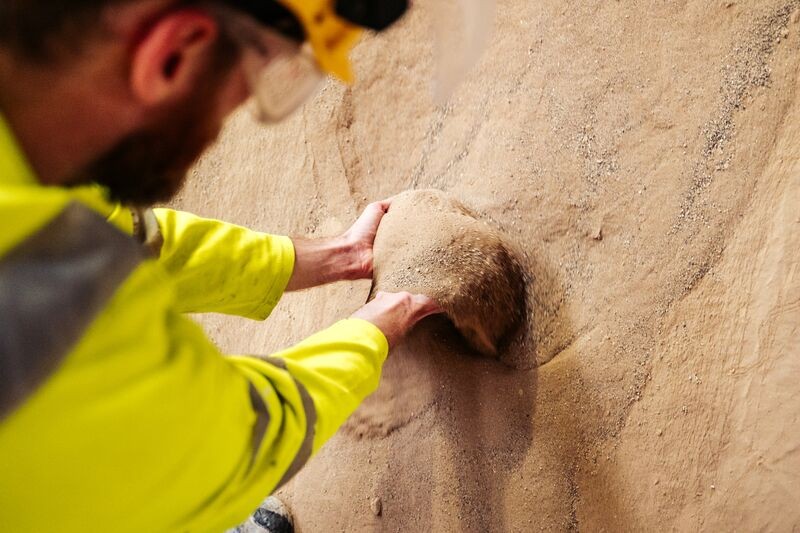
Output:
[352,291,443,348]
[340,199,392,279]
[286,200,391,291]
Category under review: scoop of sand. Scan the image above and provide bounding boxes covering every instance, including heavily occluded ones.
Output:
[372,189,527,356]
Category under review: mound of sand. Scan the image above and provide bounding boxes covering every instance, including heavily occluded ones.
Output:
[176,0,800,530]
[371,189,527,356]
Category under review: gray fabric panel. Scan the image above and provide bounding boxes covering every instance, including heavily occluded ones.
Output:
[0,202,144,419]
[261,356,318,489]
[248,382,271,466]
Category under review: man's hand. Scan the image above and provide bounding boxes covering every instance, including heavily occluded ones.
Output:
[351,291,443,348]
[340,199,391,279]
[286,200,390,291]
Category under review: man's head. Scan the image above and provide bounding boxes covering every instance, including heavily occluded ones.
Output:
[0,0,249,204]
[0,0,407,205]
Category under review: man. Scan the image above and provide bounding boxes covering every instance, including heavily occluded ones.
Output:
[0,1,441,531]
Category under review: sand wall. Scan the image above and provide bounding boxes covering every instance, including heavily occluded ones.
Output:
[173,0,800,530]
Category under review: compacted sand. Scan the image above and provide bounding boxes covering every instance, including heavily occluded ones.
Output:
[173,0,800,530]
[370,189,527,358]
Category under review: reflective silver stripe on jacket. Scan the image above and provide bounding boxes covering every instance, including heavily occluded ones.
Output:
[261,356,318,489]
[247,382,271,466]
[0,202,144,419]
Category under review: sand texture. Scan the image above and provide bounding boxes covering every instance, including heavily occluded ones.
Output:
[172,0,800,530]
[371,189,527,357]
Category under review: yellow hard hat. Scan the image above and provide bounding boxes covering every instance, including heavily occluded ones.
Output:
[224,1,409,82]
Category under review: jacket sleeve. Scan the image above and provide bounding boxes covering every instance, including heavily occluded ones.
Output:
[232,318,389,455]
[151,207,296,318]
[0,250,388,533]
[186,317,390,532]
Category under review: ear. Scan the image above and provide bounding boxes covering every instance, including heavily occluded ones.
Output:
[129,9,219,107]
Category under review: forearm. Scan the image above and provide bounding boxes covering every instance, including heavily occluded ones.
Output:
[286,235,369,291]
[152,208,295,318]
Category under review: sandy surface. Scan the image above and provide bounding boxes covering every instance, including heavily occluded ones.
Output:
[173,0,800,530]
[371,189,527,358]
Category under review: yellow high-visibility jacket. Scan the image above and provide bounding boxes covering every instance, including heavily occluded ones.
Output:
[0,115,388,532]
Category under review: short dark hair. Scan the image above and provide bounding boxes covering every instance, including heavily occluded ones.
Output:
[0,0,136,60]
[0,0,304,62]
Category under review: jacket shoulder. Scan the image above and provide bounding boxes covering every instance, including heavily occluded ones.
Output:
[0,201,145,418]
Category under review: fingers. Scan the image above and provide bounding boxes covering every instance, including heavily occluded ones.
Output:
[343,200,392,262]
[375,197,393,212]
[356,201,389,228]
[365,200,387,214]
[412,294,444,318]
[350,198,393,235]
[364,197,393,216]
[374,291,443,321]
[354,291,442,347]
